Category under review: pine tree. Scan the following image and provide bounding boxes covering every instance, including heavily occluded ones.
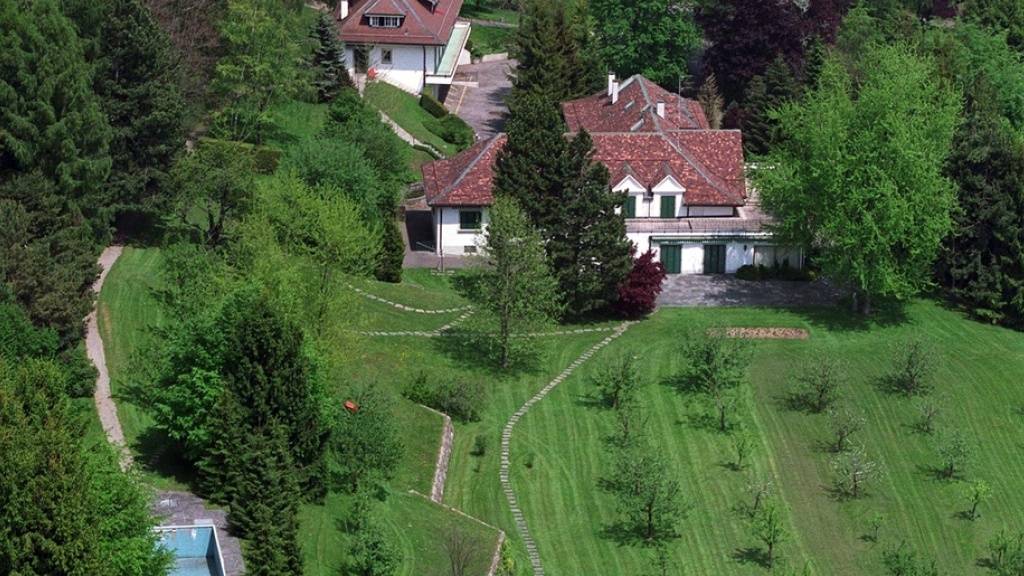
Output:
[698,73,725,129]
[550,131,633,316]
[493,92,569,230]
[939,78,1024,327]
[511,0,593,101]
[374,198,404,283]
[229,427,304,576]
[310,12,352,102]
[67,0,186,222]
[0,0,112,212]
[744,57,800,155]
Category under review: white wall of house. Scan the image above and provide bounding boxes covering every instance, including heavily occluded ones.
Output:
[435,206,488,256]
[629,237,765,274]
[345,44,440,94]
[614,176,735,219]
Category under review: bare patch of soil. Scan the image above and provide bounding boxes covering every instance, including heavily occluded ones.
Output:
[709,327,810,340]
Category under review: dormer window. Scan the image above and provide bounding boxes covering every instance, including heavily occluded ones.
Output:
[368,15,403,28]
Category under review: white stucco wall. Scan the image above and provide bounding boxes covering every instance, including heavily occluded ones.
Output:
[345,44,440,94]
[435,206,488,256]
[637,238,758,274]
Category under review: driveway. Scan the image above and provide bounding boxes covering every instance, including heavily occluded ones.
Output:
[446,59,514,139]
[657,275,845,307]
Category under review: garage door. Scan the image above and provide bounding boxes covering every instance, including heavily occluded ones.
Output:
[703,244,726,275]
[661,245,681,274]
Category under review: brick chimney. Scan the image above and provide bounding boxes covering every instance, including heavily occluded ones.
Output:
[656,101,665,118]
[612,81,620,104]
[337,0,349,19]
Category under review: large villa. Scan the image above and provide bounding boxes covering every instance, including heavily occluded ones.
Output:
[420,74,803,275]
[334,0,470,98]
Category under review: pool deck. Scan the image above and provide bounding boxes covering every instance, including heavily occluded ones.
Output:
[152,491,245,576]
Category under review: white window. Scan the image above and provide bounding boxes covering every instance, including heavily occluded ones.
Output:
[368,15,402,28]
[381,48,393,65]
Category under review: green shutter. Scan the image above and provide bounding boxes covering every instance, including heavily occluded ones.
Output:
[625,196,636,218]
[660,195,676,218]
[661,245,681,274]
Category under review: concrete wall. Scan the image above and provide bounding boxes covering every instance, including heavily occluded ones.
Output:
[345,44,440,94]
[435,206,488,256]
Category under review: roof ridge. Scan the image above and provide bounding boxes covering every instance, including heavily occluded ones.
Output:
[432,136,501,205]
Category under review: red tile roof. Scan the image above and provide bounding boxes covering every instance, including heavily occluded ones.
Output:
[562,75,709,133]
[423,135,507,206]
[423,74,748,208]
[336,0,463,46]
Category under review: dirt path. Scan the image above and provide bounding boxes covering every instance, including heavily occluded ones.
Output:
[86,246,132,470]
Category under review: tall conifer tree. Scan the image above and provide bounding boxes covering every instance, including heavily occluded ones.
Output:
[310,12,353,102]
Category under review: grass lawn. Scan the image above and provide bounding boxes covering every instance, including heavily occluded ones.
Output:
[459,1,519,24]
[363,81,459,156]
[469,25,515,56]
[507,302,1024,575]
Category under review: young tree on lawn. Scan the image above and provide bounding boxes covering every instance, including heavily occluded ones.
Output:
[211,0,303,143]
[612,399,650,448]
[590,0,703,86]
[603,441,684,541]
[675,333,751,432]
[827,403,865,453]
[443,523,487,576]
[309,11,352,102]
[915,396,943,435]
[473,196,560,368]
[866,512,886,542]
[885,339,936,396]
[644,542,673,576]
[171,140,257,248]
[961,479,992,521]
[327,384,404,492]
[615,249,667,318]
[831,445,880,499]
[794,356,846,413]
[756,45,961,314]
[936,428,973,479]
[751,499,787,567]
[590,353,644,411]
[349,519,401,576]
[698,73,725,129]
[883,541,940,576]
[745,475,774,517]
[695,0,806,102]
[732,429,755,471]
[938,78,1024,327]
[986,528,1024,573]
[66,0,186,222]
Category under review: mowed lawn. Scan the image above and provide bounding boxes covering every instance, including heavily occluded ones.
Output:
[509,303,1024,575]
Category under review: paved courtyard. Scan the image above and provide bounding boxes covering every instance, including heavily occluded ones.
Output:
[657,274,845,307]
[446,58,514,139]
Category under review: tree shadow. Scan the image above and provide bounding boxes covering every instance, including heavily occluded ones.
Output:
[788,299,910,334]
[430,330,541,377]
[597,521,678,548]
[732,547,772,568]
[132,426,200,491]
[915,463,960,482]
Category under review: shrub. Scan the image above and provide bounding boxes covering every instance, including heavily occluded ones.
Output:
[471,434,488,457]
[424,115,475,149]
[419,91,448,118]
[403,372,485,422]
[615,249,667,318]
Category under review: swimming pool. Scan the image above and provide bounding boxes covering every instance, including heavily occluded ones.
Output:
[156,525,226,576]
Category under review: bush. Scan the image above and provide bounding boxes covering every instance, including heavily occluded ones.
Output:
[403,372,485,422]
[196,138,281,175]
[615,249,667,318]
[424,115,475,149]
[419,91,448,118]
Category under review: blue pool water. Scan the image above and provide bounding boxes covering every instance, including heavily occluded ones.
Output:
[156,526,225,576]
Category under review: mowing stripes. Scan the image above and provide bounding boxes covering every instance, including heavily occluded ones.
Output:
[500,322,633,576]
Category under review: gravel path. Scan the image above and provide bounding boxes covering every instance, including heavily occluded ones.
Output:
[86,245,132,470]
[499,322,633,576]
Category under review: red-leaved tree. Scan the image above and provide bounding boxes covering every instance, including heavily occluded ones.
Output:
[616,249,667,318]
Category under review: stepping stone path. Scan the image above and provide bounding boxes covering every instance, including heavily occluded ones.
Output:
[499,322,633,576]
[347,283,473,314]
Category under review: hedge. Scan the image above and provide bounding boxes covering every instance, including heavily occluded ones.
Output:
[424,115,475,150]
[419,91,449,118]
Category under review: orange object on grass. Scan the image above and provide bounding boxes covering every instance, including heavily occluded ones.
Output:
[344,400,359,413]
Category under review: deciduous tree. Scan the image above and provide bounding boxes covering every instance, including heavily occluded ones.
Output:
[591,0,702,86]
[602,440,684,542]
[756,45,960,314]
[675,333,751,432]
[615,249,667,318]
[590,353,644,411]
